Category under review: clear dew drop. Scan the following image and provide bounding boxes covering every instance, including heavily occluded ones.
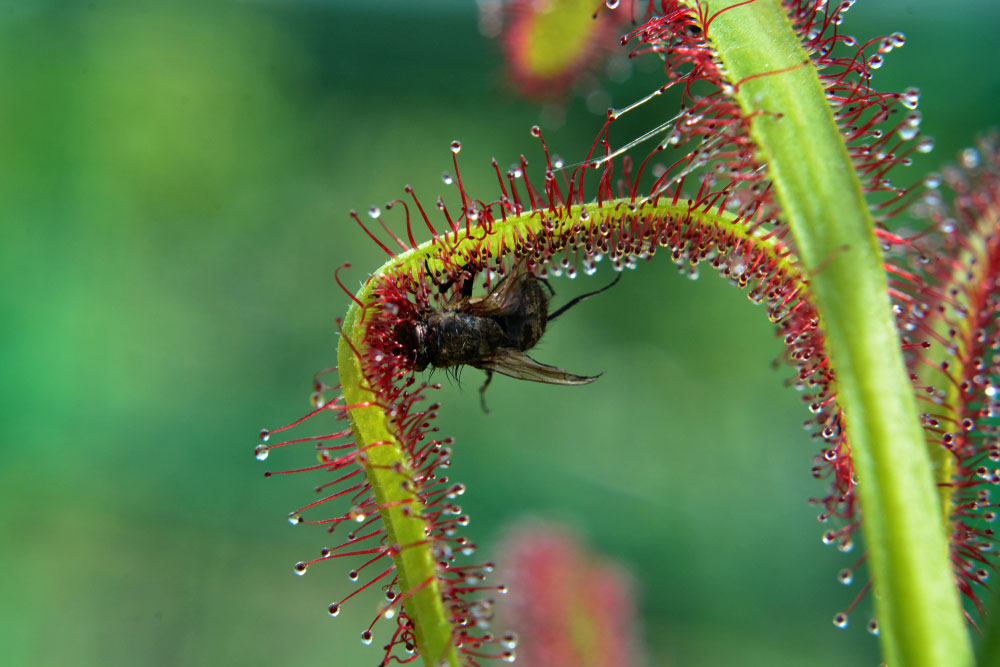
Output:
[502,652,516,663]
[259,429,270,443]
[868,54,884,69]
[960,148,981,169]
[367,206,381,219]
[361,631,373,646]
[442,172,454,185]
[867,619,880,635]
[901,87,920,110]
[287,512,302,525]
[833,612,849,629]
[254,444,269,461]
[838,568,853,585]
[293,561,308,576]
[450,140,462,154]
[328,602,341,617]
[916,137,935,154]
[529,125,541,137]
[605,0,620,7]
[310,391,326,409]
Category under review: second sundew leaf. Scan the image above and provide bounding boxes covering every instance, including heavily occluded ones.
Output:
[687,0,971,664]
[499,0,627,99]
[885,137,1000,624]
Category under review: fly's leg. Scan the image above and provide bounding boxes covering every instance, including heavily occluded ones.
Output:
[479,370,493,414]
[425,259,476,305]
[423,259,444,291]
[548,272,622,321]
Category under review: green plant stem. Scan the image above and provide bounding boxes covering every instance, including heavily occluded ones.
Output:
[691,1,972,664]
[338,329,461,666]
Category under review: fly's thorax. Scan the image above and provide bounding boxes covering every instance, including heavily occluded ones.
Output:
[425,310,505,368]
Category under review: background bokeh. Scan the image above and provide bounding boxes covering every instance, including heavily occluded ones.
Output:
[3,1,998,665]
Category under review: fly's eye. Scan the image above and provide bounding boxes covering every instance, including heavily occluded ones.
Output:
[394,321,428,371]
[393,321,416,352]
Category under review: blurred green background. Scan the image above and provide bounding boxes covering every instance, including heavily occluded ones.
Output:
[2,1,997,665]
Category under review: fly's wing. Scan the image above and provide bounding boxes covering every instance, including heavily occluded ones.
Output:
[461,257,532,318]
[480,349,600,385]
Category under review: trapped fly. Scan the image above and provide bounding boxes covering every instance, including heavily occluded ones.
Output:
[396,257,620,412]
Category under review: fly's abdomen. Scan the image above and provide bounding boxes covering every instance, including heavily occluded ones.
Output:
[499,280,548,351]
